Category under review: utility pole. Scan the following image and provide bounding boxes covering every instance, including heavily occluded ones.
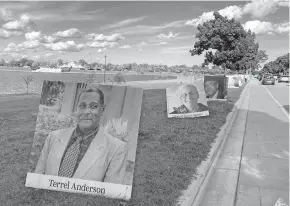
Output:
[104,54,107,83]
[89,52,92,69]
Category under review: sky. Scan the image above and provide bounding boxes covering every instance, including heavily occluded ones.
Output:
[0,1,289,67]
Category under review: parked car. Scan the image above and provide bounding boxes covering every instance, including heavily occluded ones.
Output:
[278,75,290,83]
[261,74,275,85]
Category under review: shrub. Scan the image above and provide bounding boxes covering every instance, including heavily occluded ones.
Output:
[113,72,126,83]
[29,107,76,172]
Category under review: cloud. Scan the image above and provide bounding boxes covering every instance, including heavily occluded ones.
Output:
[120,45,132,49]
[87,41,118,48]
[185,5,243,27]
[44,53,55,57]
[19,40,41,49]
[160,46,191,54]
[97,48,107,53]
[43,40,85,52]
[53,28,82,38]
[160,42,168,45]
[185,0,288,27]
[276,22,290,33]
[3,40,40,52]
[85,33,125,42]
[31,55,40,60]
[58,51,66,54]
[114,20,186,35]
[103,16,147,29]
[11,53,28,60]
[243,20,289,35]
[243,0,288,18]
[0,28,22,38]
[2,14,35,31]
[243,20,274,34]
[157,32,179,39]
[138,42,148,46]
[25,31,61,43]
[0,8,13,21]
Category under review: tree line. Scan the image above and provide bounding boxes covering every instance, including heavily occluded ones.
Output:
[260,53,289,75]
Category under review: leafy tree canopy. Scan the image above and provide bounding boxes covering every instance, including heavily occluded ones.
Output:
[261,53,289,75]
[190,12,265,72]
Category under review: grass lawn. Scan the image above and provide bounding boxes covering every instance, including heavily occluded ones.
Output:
[0,84,245,206]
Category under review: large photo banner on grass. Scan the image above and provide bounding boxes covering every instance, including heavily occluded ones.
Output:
[26,80,143,200]
[166,82,209,118]
[204,75,228,100]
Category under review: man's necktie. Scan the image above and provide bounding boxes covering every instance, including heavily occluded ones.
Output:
[58,136,82,178]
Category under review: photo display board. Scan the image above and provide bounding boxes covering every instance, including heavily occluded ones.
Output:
[166,81,209,118]
[204,75,228,100]
[26,81,143,201]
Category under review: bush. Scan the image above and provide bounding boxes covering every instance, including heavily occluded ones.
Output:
[113,72,126,83]
[29,107,76,172]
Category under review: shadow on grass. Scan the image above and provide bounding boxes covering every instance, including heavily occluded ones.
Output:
[0,86,244,206]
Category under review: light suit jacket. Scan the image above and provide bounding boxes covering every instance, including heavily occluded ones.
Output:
[34,126,128,184]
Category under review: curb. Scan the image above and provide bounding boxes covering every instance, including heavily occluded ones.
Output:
[176,79,252,206]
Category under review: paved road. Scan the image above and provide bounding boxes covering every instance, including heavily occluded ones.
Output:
[263,82,289,113]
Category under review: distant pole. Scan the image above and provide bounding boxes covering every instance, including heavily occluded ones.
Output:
[104,54,107,83]
[89,52,92,69]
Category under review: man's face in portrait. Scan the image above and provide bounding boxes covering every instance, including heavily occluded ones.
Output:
[204,81,218,97]
[180,85,199,110]
[76,92,105,132]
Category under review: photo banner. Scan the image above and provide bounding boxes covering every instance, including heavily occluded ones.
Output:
[166,81,209,118]
[204,75,228,100]
[26,81,143,201]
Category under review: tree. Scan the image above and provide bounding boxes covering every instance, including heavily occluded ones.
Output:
[31,61,39,70]
[0,59,5,66]
[189,12,262,74]
[261,53,289,75]
[22,76,34,94]
[78,59,87,67]
[113,72,126,83]
[57,59,64,66]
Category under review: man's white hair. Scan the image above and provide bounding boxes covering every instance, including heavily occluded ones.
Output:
[179,84,198,93]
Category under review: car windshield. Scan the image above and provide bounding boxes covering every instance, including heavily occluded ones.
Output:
[264,75,273,78]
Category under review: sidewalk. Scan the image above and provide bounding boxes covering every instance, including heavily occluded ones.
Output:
[197,79,289,206]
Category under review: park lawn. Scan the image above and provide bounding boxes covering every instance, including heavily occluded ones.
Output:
[0,84,245,206]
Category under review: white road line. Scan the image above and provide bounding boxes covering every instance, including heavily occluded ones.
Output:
[263,85,290,121]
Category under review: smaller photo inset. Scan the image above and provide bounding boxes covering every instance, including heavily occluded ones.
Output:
[166,82,209,118]
[204,75,228,100]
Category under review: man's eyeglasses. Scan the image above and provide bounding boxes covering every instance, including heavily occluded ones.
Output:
[181,92,198,99]
[78,103,101,111]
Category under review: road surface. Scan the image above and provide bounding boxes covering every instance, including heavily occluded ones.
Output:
[263,82,289,113]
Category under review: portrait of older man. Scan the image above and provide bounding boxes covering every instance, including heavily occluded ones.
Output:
[34,87,128,184]
[170,84,208,114]
[204,80,221,99]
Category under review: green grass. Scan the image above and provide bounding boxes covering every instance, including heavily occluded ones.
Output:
[0,84,245,206]
[0,70,176,95]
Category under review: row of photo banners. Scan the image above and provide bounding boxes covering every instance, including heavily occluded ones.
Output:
[25,75,248,201]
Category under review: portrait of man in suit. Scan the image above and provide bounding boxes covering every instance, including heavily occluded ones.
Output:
[204,80,220,99]
[204,76,228,99]
[170,84,208,114]
[34,87,128,184]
